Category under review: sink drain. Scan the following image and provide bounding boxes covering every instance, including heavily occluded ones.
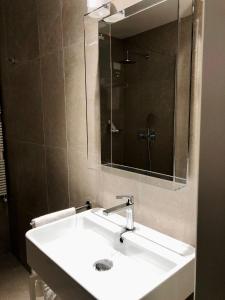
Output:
[94,259,113,271]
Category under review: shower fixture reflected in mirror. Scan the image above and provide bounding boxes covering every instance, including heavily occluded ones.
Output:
[118,50,150,64]
[119,50,136,64]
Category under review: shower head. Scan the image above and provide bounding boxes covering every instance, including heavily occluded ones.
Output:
[119,50,136,64]
[119,59,136,64]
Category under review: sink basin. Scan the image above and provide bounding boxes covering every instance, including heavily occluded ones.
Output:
[26,208,195,300]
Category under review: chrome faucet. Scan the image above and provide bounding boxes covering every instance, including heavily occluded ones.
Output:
[103,195,135,231]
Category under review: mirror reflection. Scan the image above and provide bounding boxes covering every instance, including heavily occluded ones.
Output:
[97,0,193,182]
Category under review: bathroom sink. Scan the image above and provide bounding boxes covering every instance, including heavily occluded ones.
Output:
[26,209,195,300]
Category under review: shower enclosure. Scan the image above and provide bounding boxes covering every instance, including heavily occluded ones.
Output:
[99,22,177,176]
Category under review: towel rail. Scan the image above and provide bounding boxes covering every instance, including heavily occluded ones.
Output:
[30,201,92,227]
[76,201,92,212]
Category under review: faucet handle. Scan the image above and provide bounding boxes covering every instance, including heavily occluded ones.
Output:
[116,195,134,205]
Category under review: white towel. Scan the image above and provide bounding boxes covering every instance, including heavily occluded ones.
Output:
[31,207,76,228]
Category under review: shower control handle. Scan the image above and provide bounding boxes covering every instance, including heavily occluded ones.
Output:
[138,129,156,141]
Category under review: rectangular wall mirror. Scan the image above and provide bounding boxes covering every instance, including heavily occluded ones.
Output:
[84,0,194,186]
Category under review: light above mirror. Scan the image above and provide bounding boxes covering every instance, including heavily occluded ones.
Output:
[86,0,109,13]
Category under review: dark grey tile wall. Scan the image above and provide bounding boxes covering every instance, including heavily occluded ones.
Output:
[0,0,87,265]
[0,202,10,255]
[5,0,39,63]
[5,60,44,143]
[46,146,69,212]
[41,50,67,147]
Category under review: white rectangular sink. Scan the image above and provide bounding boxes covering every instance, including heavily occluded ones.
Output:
[26,209,195,300]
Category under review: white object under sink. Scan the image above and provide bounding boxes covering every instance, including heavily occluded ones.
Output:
[26,208,195,300]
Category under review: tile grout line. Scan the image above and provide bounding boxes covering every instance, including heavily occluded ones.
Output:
[60,0,71,208]
[2,40,85,68]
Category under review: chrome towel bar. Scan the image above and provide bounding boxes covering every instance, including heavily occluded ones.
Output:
[76,201,92,213]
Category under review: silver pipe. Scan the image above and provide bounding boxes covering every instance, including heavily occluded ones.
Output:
[76,201,92,212]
